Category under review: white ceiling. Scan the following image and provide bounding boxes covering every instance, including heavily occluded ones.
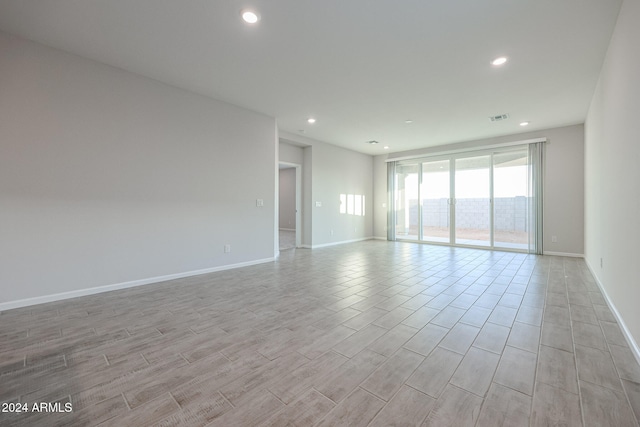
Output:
[0,0,622,155]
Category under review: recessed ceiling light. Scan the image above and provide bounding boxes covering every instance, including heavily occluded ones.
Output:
[307,118,316,124]
[383,146,390,150]
[491,56,508,66]
[241,10,260,24]
[405,120,413,124]
[520,121,530,126]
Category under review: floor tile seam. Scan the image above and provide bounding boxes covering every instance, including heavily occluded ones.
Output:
[357,346,427,402]
[502,343,539,359]
[576,332,636,401]
[454,340,512,402]
[576,375,633,396]
[491,373,536,399]
[606,342,640,390]
[562,259,589,427]
[311,386,382,427]
[309,385,340,407]
[401,380,441,401]
[366,382,434,427]
[442,381,487,403]
[528,261,551,427]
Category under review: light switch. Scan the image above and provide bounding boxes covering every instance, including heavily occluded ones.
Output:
[256,199,264,207]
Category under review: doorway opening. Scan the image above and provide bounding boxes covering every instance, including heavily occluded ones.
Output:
[278,162,301,251]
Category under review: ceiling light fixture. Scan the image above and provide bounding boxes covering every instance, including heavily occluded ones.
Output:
[520,121,530,126]
[405,120,413,124]
[307,118,316,124]
[383,146,390,150]
[491,56,508,66]
[241,10,260,24]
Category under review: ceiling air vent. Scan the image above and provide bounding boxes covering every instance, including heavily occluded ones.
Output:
[366,140,380,144]
[489,114,509,122]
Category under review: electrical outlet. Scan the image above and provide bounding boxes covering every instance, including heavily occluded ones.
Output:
[224,244,231,253]
[315,201,322,207]
[256,199,264,207]
[551,235,557,243]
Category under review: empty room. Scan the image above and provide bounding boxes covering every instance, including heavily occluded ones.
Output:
[1,1,639,426]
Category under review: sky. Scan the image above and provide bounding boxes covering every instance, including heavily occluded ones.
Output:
[401,165,529,199]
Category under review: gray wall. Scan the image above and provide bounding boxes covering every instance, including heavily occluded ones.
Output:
[280,132,374,247]
[374,124,585,255]
[279,142,304,165]
[373,155,388,238]
[311,142,373,246]
[278,168,296,230]
[585,0,640,351]
[0,32,277,307]
[303,146,313,246]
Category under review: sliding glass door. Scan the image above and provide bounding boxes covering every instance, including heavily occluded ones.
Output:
[454,155,491,247]
[421,159,450,243]
[493,150,529,250]
[390,144,540,253]
[394,163,419,240]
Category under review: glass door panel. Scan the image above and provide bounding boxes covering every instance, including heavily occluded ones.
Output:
[454,155,491,246]
[394,163,419,240]
[493,149,529,250]
[421,159,450,243]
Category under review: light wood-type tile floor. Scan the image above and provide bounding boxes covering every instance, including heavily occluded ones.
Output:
[1,241,639,426]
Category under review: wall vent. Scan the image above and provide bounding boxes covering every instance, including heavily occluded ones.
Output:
[489,114,509,122]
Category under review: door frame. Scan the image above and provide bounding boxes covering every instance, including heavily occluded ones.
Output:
[394,145,531,252]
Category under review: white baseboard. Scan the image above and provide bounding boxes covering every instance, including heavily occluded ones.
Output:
[543,251,584,258]
[311,237,374,249]
[0,257,275,312]
[584,258,640,367]
[278,228,296,232]
[373,236,388,241]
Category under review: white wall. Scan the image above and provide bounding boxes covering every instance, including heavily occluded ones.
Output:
[0,33,277,308]
[278,168,296,230]
[585,0,640,350]
[374,124,585,255]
